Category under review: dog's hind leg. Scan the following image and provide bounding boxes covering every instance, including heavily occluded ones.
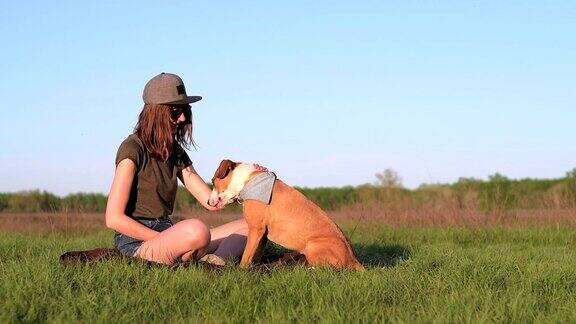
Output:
[303,239,351,269]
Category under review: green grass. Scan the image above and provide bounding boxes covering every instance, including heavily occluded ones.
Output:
[2,224,576,323]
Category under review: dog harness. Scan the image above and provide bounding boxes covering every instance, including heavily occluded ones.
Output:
[238,171,277,204]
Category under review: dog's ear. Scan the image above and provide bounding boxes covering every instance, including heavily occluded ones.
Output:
[214,159,237,180]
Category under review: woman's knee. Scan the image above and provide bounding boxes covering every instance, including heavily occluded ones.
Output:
[179,219,211,248]
[236,219,249,235]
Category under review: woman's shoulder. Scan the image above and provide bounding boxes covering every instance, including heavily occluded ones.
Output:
[116,134,146,167]
[122,133,142,145]
[119,134,145,150]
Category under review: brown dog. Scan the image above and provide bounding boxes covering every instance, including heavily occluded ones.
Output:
[208,160,363,270]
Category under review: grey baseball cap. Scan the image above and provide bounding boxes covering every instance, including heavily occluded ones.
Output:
[142,72,202,105]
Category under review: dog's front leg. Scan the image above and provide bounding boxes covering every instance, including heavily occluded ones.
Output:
[240,227,266,268]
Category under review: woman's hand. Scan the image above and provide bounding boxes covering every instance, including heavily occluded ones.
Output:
[253,163,268,172]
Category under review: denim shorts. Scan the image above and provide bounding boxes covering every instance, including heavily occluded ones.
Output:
[114,216,173,257]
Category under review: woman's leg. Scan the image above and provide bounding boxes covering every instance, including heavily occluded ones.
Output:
[134,219,210,265]
[203,218,248,262]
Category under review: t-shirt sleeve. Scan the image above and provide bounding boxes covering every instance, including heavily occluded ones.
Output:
[115,137,143,170]
[181,151,192,170]
[175,145,193,171]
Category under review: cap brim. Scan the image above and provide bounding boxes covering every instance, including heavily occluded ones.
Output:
[164,96,202,105]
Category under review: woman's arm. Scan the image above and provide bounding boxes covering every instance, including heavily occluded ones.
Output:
[105,159,160,240]
[179,165,220,211]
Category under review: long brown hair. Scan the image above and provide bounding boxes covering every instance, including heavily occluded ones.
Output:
[134,103,196,161]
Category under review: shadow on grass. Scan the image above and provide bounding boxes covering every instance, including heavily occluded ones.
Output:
[353,243,411,268]
[259,240,410,268]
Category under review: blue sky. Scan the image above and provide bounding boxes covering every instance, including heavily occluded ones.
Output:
[0,1,575,195]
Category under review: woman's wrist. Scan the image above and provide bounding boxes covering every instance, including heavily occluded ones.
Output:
[141,228,160,240]
[109,214,161,241]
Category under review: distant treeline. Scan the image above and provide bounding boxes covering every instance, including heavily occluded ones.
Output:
[1,171,575,213]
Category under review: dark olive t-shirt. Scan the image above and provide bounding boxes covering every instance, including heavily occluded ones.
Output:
[115,134,192,219]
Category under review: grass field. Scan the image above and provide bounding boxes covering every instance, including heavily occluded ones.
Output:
[2,213,576,323]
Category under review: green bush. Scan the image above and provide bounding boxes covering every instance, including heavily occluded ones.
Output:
[1,169,576,213]
[296,186,359,210]
[61,193,107,212]
[7,190,61,212]
[0,193,10,212]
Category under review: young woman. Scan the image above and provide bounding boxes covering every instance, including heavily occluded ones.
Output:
[105,72,260,265]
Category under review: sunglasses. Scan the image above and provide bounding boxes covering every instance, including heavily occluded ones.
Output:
[169,105,191,120]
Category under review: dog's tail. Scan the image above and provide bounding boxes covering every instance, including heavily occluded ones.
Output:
[348,259,365,270]
[330,221,365,270]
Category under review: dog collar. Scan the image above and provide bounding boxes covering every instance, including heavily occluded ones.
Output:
[238,172,277,204]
